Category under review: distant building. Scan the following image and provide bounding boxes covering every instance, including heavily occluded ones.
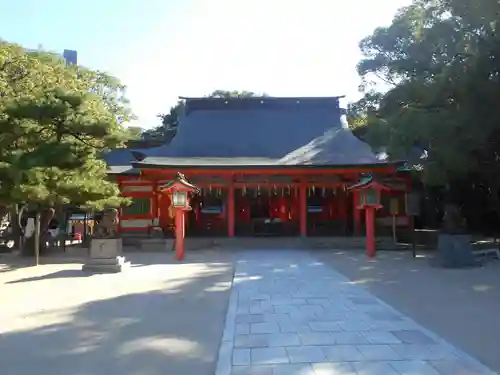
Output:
[25,47,78,65]
[63,49,78,65]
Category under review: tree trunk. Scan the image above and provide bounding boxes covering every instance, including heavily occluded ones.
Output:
[60,208,69,252]
[9,204,25,251]
[34,211,40,266]
[23,207,56,257]
[0,206,9,224]
[83,212,88,242]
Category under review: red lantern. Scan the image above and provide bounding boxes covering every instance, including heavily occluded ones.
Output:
[348,177,390,257]
[159,173,199,260]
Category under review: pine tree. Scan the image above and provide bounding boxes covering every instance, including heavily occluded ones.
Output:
[0,41,133,260]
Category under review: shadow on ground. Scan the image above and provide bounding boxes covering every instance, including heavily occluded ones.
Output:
[6,269,93,283]
[0,251,234,375]
[312,249,500,373]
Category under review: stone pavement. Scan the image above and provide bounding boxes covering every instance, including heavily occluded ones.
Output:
[215,250,498,375]
[312,249,500,373]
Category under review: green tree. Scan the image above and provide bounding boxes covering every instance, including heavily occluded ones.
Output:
[124,126,144,140]
[351,0,500,229]
[354,0,500,184]
[209,89,259,99]
[0,41,132,258]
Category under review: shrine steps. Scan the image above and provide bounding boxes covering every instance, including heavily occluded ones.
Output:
[121,236,400,252]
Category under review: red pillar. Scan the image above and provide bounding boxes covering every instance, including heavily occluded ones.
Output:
[227,183,235,237]
[299,183,307,237]
[365,207,376,257]
[353,191,361,235]
[155,183,161,219]
[175,209,185,260]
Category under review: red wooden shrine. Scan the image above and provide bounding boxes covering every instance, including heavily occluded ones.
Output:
[106,96,413,252]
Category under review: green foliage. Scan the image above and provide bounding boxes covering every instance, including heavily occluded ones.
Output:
[352,0,500,188]
[209,90,261,98]
[0,40,133,213]
[124,126,144,140]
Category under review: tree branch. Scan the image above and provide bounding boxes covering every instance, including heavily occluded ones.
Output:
[69,133,100,149]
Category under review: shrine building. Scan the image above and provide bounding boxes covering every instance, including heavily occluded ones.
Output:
[104,96,411,238]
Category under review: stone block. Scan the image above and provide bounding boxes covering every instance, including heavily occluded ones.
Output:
[250,347,289,365]
[356,344,401,360]
[322,345,364,362]
[89,238,122,258]
[391,329,437,344]
[82,238,130,273]
[285,346,327,363]
[81,263,129,273]
[432,234,478,268]
[232,348,251,366]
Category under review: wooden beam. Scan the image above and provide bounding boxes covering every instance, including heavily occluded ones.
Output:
[140,166,399,176]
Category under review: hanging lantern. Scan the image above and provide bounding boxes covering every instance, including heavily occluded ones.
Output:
[273,185,277,195]
[257,185,261,196]
[209,185,212,193]
[242,186,247,196]
[312,185,316,195]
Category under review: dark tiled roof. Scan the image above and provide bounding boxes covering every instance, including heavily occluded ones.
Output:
[137,157,278,166]
[102,148,134,165]
[108,165,140,175]
[101,148,140,175]
[279,128,383,165]
[133,97,389,168]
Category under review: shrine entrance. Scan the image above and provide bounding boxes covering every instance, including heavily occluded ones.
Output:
[235,187,299,237]
[145,170,411,239]
[187,189,227,237]
[306,187,354,236]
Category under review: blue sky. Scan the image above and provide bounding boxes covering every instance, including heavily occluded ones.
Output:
[0,0,410,128]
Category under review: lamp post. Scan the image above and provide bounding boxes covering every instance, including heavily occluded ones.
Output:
[159,173,198,260]
[348,177,390,257]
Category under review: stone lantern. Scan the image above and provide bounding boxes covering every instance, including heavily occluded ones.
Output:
[349,176,390,257]
[159,173,199,260]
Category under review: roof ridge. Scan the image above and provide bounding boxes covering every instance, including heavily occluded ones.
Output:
[179,96,345,101]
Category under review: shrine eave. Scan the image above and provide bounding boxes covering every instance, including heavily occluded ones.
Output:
[178,95,346,101]
[131,159,405,171]
[107,166,140,175]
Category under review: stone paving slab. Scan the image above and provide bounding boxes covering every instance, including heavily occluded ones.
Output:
[215,250,498,375]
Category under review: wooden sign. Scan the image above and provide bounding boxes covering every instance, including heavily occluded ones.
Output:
[390,198,399,215]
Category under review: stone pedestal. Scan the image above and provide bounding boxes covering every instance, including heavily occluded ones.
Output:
[82,238,130,273]
[431,234,478,268]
